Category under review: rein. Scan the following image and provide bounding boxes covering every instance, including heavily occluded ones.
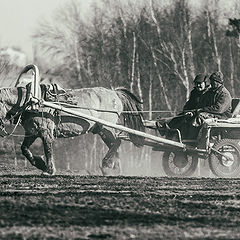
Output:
[0,87,32,138]
[0,116,21,138]
[51,102,121,115]
[0,85,177,138]
[51,101,175,115]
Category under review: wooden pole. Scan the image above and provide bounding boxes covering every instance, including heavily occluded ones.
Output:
[41,101,186,149]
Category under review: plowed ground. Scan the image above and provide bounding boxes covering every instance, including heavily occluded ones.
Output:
[1,173,240,240]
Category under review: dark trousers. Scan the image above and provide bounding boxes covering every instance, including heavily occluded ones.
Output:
[168,115,200,140]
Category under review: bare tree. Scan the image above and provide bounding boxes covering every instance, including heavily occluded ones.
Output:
[206,9,222,72]
[226,18,240,96]
[33,0,90,87]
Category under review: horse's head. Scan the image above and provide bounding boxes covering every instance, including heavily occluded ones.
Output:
[0,88,19,131]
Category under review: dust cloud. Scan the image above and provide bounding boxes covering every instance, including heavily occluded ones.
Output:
[52,133,215,177]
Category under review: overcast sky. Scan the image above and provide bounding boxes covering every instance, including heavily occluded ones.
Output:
[0,0,92,59]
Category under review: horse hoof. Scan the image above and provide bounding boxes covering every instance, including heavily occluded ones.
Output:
[51,166,56,175]
[113,159,121,175]
[100,166,120,176]
[41,171,53,176]
[41,166,56,176]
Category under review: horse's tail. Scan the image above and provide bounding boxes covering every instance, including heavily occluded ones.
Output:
[116,87,145,147]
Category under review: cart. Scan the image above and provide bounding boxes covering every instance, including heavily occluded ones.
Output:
[143,107,240,178]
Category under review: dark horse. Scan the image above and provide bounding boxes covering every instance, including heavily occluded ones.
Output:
[0,66,145,175]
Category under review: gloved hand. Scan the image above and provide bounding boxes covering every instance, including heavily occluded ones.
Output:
[195,108,203,114]
[185,111,194,117]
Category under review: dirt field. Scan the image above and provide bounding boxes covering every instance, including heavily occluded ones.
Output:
[1,170,240,240]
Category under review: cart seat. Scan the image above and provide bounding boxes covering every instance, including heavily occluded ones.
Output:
[144,98,240,129]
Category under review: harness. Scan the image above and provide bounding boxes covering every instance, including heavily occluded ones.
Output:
[6,87,30,123]
[0,87,32,137]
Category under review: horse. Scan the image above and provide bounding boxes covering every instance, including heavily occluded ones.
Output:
[0,66,145,175]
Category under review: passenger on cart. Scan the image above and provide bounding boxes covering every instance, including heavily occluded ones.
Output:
[193,71,232,148]
[156,71,232,142]
[194,71,232,123]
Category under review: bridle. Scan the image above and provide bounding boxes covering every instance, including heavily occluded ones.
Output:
[0,102,28,138]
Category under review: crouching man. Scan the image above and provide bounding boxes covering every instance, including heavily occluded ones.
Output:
[156,73,211,140]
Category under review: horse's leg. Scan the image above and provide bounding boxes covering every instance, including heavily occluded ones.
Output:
[39,129,56,175]
[98,128,121,176]
[21,135,48,172]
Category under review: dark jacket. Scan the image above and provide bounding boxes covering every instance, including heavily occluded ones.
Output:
[167,87,210,131]
[201,85,232,118]
[183,87,211,111]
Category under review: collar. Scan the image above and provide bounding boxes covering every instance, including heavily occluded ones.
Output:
[212,85,223,92]
[194,86,210,94]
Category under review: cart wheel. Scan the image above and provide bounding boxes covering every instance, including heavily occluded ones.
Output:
[162,151,198,177]
[209,139,240,178]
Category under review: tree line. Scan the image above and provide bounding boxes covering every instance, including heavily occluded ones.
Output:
[33,0,240,120]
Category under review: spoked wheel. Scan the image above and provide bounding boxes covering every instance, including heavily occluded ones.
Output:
[209,139,240,178]
[162,151,198,177]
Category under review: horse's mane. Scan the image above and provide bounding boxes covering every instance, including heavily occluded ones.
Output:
[115,87,145,147]
[0,87,15,102]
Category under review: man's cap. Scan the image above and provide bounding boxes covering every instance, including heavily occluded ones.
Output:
[209,71,223,84]
[193,74,209,85]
